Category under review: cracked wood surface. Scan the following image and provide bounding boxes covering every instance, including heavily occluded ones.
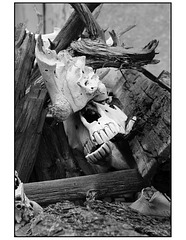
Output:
[117,69,170,180]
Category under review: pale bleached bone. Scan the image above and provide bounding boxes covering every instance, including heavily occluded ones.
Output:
[63,101,134,169]
[63,113,112,169]
[35,36,108,121]
[130,187,170,217]
[15,171,43,230]
[80,106,121,145]
[125,116,137,135]
[94,102,127,134]
[80,101,135,146]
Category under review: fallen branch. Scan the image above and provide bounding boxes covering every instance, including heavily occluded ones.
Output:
[53,3,101,52]
[70,3,105,41]
[70,38,159,69]
[24,169,148,205]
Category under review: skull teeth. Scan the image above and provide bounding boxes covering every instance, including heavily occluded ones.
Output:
[91,123,119,145]
[93,131,103,145]
[85,141,112,164]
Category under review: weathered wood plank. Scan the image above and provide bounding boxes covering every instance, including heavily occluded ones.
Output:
[15,85,48,182]
[117,69,170,180]
[24,169,148,205]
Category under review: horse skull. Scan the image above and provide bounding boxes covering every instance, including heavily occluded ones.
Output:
[64,100,136,167]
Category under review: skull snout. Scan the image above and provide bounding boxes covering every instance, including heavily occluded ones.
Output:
[80,102,120,145]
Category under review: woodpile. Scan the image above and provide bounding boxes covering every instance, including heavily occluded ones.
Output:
[15,3,170,204]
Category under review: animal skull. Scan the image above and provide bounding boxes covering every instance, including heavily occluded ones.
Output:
[64,100,136,168]
[15,171,43,230]
[35,33,136,170]
[35,36,108,121]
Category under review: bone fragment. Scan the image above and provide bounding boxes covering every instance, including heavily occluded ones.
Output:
[15,171,43,231]
[35,36,108,121]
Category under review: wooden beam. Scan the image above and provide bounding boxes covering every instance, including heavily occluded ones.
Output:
[24,169,148,205]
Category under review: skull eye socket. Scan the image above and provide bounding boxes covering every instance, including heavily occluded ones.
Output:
[81,102,101,123]
[16,203,24,210]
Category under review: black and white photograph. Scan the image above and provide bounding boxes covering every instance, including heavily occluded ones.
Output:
[14,2,171,237]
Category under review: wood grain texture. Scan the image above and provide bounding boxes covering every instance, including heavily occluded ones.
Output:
[117,69,170,179]
[15,85,48,182]
[70,38,159,70]
[24,169,148,205]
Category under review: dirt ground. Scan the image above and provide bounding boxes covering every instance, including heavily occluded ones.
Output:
[16,199,171,237]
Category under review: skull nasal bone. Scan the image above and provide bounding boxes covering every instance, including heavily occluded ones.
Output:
[82,109,101,123]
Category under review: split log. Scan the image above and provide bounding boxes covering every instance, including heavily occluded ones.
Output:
[116,69,170,182]
[24,169,148,205]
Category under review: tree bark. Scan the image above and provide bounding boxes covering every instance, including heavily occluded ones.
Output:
[24,169,148,205]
